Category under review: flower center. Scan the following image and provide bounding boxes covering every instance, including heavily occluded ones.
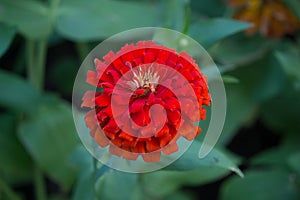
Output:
[126,63,160,93]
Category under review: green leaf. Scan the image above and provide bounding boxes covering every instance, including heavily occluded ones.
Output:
[165,192,195,200]
[49,56,79,97]
[288,152,300,176]
[260,86,300,134]
[0,0,52,39]
[191,0,226,17]
[0,113,33,185]
[166,140,243,177]
[95,170,138,200]
[158,0,190,32]
[210,34,272,66]
[18,97,79,190]
[275,45,300,89]
[220,169,300,200]
[217,54,286,144]
[0,23,15,57]
[70,145,95,200]
[283,0,300,20]
[56,0,158,41]
[251,134,300,167]
[0,69,40,113]
[189,18,252,48]
[222,75,239,84]
[139,167,229,198]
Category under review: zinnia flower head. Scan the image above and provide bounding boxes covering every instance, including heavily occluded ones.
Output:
[227,0,300,37]
[81,41,211,162]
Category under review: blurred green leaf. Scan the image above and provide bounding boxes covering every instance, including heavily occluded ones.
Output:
[166,140,243,177]
[251,135,300,167]
[283,0,300,20]
[260,86,300,134]
[48,195,70,200]
[0,0,52,39]
[218,54,286,144]
[191,0,226,17]
[288,152,300,176]
[0,113,33,185]
[139,166,229,199]
[158,0,190,32]
[18,97,79,190]
[49,56,78,97]
[95,170,137,200]
[0,69,40,113]
[222,75,239,84]
[56,0,158,41]
[165,192,195,200]
[70,146,95,200]
[189,18,251,48]
[220,169,300,200]
[0,23,15,57]
[275,45,300,89]
[210,34,271,66]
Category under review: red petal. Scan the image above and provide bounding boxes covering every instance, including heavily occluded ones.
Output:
[122,138,137,148]
[103,51,115,64]
[140,123,155,137]
[164,97,180,111]
[84,110,98,132]
[112,57,125,71]
[178,121,199,140]
[130,98,146,113]
[133,58,142,66]
[142,152,161,162]
[107,69,121,83]
[95,93,110,107]
[134,89,146,95]
[159,133,172,147]
[166,53,178,68]
[94,128,109,147]
[146,93,155,105]
[86,70,98,86]
[162,142,178,155]
[103,118,120,134]
[156,50,169,64]
[131,106,150,126]
[121,148,138,160]
[167,109,181,126]
[132,142,146,153]
[119,131,134,141]
[94,58,107,74]
[156,87,174,99]
[155,125,169,137]
[144,51,156,63]
[121,53,135,67]
[109,144,122,157]
[146,139,160,152]
[81,91,95,107]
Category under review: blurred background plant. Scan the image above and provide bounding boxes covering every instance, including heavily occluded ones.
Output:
[0,0,300,199]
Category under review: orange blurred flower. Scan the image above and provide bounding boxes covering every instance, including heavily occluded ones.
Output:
[227,0,300,37]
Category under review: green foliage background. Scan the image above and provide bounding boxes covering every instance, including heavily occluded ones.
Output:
[0,0,300,199]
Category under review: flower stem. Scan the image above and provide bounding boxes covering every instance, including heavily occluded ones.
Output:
[0,178,22,200]
[36,40,47,90]
[26,40,36,88]
[26,39,48,91]
[26,38,48,200]
[34,166,47,200]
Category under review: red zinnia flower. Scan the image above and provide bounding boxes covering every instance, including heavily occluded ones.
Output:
[81,41,211,162]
